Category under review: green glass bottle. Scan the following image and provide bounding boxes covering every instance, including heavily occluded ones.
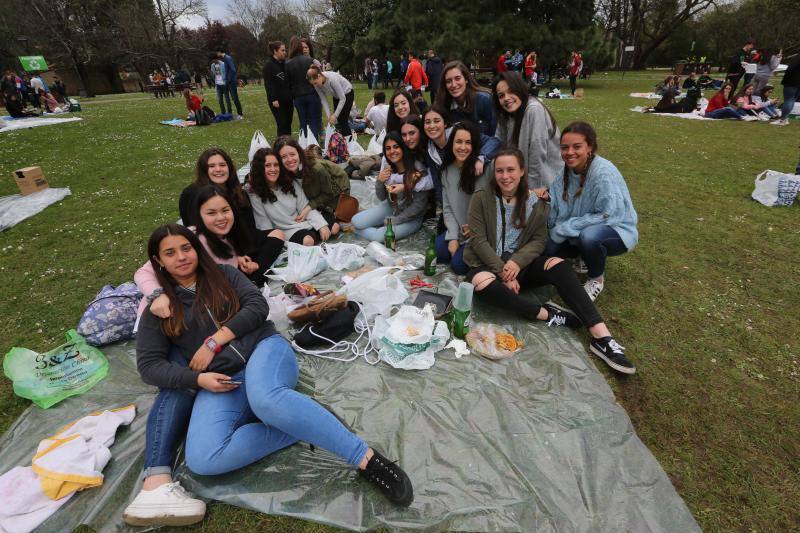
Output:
[424,233,437,276]
[384,218,396,251]
[452,282,474,339]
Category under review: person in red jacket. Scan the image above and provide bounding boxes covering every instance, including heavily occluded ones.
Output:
[568,51,583,95]
[703,82,744,120]
[497,50,510,74]
[404,51,428,98]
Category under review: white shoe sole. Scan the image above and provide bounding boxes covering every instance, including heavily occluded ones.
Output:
[123,507,206,527]
[590,345,636,375]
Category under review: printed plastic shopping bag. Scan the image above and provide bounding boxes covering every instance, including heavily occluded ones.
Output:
[751,170,800,207]
[319,242,365,271]
[76,282,142,346]
[248,130,270,162]
[348,133,366,156]
[372,305,450,370]
[3,330,109,409]
[338,266,408,319]
[267,242,328,283]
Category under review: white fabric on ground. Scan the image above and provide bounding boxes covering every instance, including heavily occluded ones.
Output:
[0,188,71,232]
[0,117,82,133]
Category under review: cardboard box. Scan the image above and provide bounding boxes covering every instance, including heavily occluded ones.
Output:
[13,166,49,196]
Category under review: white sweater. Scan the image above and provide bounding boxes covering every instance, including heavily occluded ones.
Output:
[314,71,353,119]
[248,180,327,239]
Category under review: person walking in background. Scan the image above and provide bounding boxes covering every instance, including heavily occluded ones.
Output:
[568,50,583,95]
[496,50,510,75]
[404,51,429,98]
[752,49,782,95]
[386,57,394,87]
[263,40,294,136]
[217,49,243,119]
[364,56,373,88]
[399,54,409,88]
[379,57,388,89]
[726,40,755,93]
[525,50,537,83]
[774,53,799,126]
[509,49,524,72]
[425,50,443,104]
[211,57,231,115]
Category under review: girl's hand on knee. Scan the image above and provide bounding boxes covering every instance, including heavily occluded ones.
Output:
[198,373,239,392]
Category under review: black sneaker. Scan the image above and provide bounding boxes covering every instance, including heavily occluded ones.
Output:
[359,450,414,507]
[543,303,581,328]
[590,336,636,374]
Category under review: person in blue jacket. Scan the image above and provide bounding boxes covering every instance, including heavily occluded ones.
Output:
[542,121,638,302]
[435,61,496,136]
[217,49,243,118]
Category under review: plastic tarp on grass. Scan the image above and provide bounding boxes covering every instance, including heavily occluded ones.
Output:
[0,117,81,133]
[0,188,70,231]
[0,179,700,532]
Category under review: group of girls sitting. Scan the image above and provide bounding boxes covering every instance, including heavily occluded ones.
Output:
[704,82,784,121]
[124,66,639,528]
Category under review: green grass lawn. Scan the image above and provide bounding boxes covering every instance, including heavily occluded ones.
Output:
[1,72,798,532]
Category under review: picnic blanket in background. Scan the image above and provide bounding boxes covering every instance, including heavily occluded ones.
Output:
[0,117,82,133]
[0,188,71,231]
[629,92,683,99]
[0,179,700,532]
[630,106,713,121]
[159,118,196,127]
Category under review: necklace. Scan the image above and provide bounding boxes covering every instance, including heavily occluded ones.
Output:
[502,194,515,204]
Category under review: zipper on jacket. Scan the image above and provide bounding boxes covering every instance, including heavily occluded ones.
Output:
[205,306,246,364]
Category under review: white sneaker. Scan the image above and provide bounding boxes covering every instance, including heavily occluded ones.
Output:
[583,277,604,301]
[770,119,788,126]
[123,481,206,527]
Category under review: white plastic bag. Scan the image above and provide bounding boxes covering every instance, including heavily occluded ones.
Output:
[751,170,800,207]
[366,129,385,155]
[348,133,366,156]
[248,130,270,162]
[267,242,328,282]
[319,242,365,271]
[338,266,408,319]
[305,126,319,147]
[372,305,450,370]
[322,124,336,154]
[298,128,308,149]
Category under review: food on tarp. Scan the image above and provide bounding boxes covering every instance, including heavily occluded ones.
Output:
[466,323,524,360]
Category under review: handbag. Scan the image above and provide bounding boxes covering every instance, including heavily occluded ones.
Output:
[334,192,359,222]
[76,283,142,346]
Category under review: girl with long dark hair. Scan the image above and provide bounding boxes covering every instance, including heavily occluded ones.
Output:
[386,90,420,133]
[351,131,432,241]
[703,82,744,120]
[543,122,638,302]
[435,61,496,135]
[178,148,251,228]
[123,225,413,526]
[493,71,562,189]
[465,149,635,375]
[286,36,322,138]
[436,121,491,274]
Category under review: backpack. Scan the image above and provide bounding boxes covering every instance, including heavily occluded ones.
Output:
[196,105,215,126]
[326,132,350,164]
[76,283,142,346]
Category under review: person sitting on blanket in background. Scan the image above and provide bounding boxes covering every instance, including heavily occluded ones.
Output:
[758,85,782,119]
[123,224,414,526]
[3,93,38,118]
[351,131,433,242]
[697,69,721,90]
[273,135,346,237]
[464,148,635,374]
[182,88,202,120]
[246,147,333,246]
[733,83,770,119]
[654,75,680,97]
[703,82,745,120]
[437,121,492,275]
[535,121,638,303]
[136,186,285,303]
[644,86,701,114]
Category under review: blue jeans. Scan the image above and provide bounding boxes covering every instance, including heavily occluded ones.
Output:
[781,85,798,120]
[704,107,744,120]
[435,232,468,275]
[143,346,196,477]
[544,224,628,279]
[294,93,322,139]
[216,84,231,114]
[762,104,779,118]
[227,80,243,116]
[184,335,368,476]
[351,200,423,242]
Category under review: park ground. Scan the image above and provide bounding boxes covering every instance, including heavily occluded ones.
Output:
[0,71,798,532]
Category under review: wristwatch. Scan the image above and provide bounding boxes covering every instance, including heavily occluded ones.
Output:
[204,336,223,354]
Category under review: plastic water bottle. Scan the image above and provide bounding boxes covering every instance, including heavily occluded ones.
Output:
[451,282,473,339]
[365,241,397,266]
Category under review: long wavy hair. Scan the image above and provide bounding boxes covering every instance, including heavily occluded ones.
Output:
[383,131,418,203]
[273,135,314,188]
[492,71,557,146]
[559,121,598,201]
[435,60,489,113]
[147,224,240,337]
[194,148,249,211]
[387,90,421,132]
[443,121,482,194]
[489,148,530,229]
[399,113,427,161]
[193,186,251,260]
[248,147,295,203]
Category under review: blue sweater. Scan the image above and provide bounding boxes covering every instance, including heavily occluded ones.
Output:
[547,156,638,250]
[450,91,497,136]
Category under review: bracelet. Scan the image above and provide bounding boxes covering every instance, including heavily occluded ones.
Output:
[146,288,164,304]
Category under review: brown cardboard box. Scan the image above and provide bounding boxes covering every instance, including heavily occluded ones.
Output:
[13,166,49,196]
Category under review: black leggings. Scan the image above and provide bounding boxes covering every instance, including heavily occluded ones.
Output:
[289,228,320,245]
[469,256,603,327]
[249,234,285,286]
[333,91,355,136]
